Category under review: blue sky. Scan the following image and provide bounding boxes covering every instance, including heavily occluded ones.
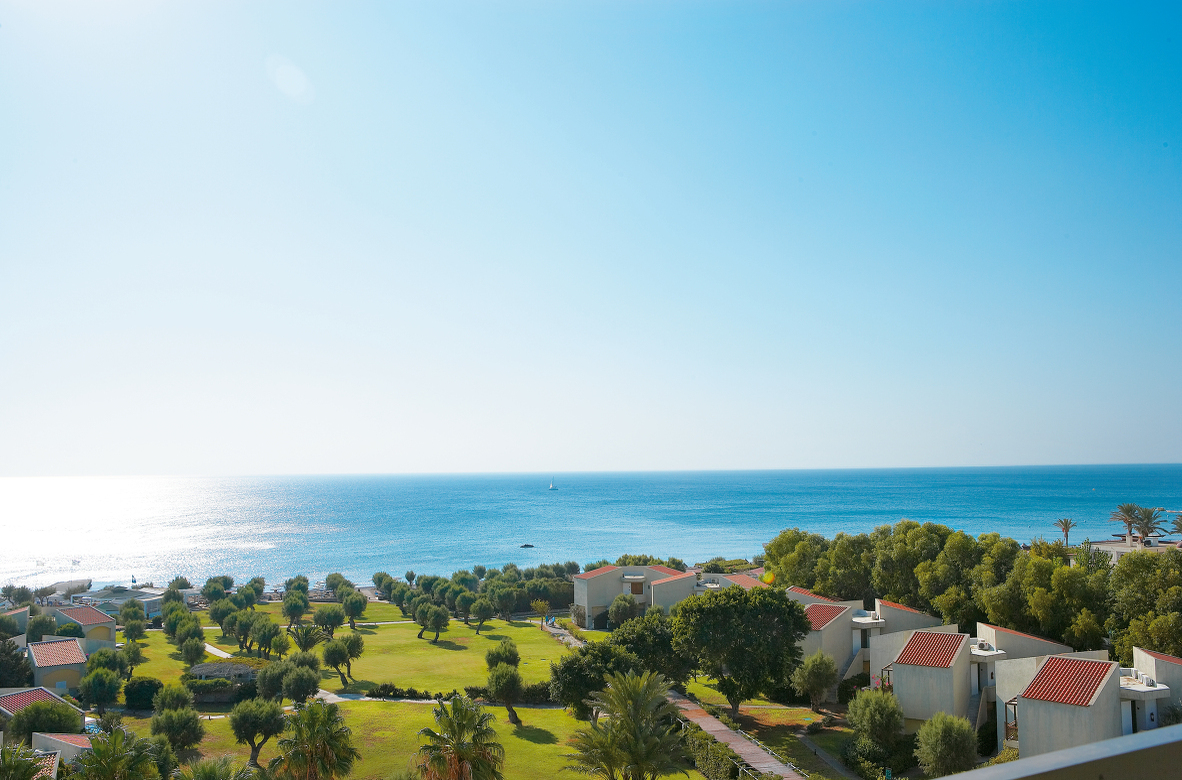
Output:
[0,1,1178,475]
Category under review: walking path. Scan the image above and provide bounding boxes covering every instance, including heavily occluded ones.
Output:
[668,691,805,779]
[204,643,233,659]
[795,733,859,780]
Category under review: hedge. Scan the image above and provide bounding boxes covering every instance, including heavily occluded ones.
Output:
[681,721,781,780]
[125,677,164,711]
[463,682,552,705]
[367,683,462,701]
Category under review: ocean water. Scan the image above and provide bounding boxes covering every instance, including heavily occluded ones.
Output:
[1,465,1179,589]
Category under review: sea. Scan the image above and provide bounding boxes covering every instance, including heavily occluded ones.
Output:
[1,465,1179,590]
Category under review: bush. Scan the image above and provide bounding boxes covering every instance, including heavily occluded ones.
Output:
[282,666,320,704]
[681,720,781,780]
[805,720,823,734]
[463,681,551,704]
[26,614,57,643]
[791,650,838,710]
[153,683,194,714]
[10,700,82,743]
[78,669,122,713]
[183,678,233,695]
[607,594,639,627]
[289,651,321,672]
[914,712,977,777]
[838,672,870,705]
[485,639,520,669]
[235,681,258,702]
[1161,703,1182,727]
[125,676,164,711]
[844,733,917,780]
[847,689,903,747]
[368,683,462,700]
[151,706,205,751]
[55,622,86,639]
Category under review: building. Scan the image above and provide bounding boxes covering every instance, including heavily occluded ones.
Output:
[1132,647,1182,711]
[27,639,89,692]
[50,606,116,653]
[3,605,30,649]
[30,750,60,780]
[864,600,947,681]
[884,630,971,730]
[572,565,692,628]
[72,587,166,619]
[32,733,93,764]
[0,687,84,721]
[188,662,257,683]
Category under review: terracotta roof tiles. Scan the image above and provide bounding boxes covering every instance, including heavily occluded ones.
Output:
[37,734,93,748]
[1021,656,1115,707]
[28,639,87,668]
[573,566,618,580]
[895,631,966,668]
[788,586,835,602]
[804,603,848,631]
[55,605,113,626]
[1136,647,1182,667]
[648,565,684,577]
[0,688,58,714]
[724,574,765,591]
[33,752,58,780]
[877,599,927,615]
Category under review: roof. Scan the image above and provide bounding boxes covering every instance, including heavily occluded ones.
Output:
[36,733,93,748]
[0,688,59,714]
[877,599,927,615]
[980,622,1065,645]
[33,752,58,780]
[724,574,765,590]
[648,565,684,577]
[573,566,619,580]
[895,631,966,668]
[55,605,114,626]
[788,586,835,602]
[28,639,87,668]
[3,606,27,617]
[1136,647,1182,667]
[654,571,697,584]
[1022,656,1116,707]
[804,603,848,631]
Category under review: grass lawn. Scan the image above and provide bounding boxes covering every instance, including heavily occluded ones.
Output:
[198,600,411,628]
[133,632,215,688]
[729,706,853,780]
[684,679,776,707]
[122,703,704,780]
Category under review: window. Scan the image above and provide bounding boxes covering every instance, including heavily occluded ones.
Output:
[631,582,643,595]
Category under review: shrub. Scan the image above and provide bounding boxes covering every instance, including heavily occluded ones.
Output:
[607,594,639,627]
[124,676,164,711]
[485,639,520,669]
[10,700,82,743]
[289,651,321,672]
[153,683,194,714]
[183,678,233,695]
[151,706,205,750]
[368,683,462,700]
[463,681,552,704]
[838,672,870,705]
[282,666,320,704]
[1161,703,1182,727]
[570,605,586,627]
[914,712,977,777]
[78,669,122,714]
[805,720,823,734]
[847,689,903,747]
[55,622,85,639]
[791,650,838,710]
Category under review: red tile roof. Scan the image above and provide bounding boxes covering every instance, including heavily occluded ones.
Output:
[804,603,848,631]
[788,586,835,602]
[724,574,765,590]
[1022,656,1115,707]
[3,606,27,617]
[877,599,928,615]
[654,571,697,583]
[895,631,966,668]
[573,566,618,580]
[0,688,58,714]
[648,565,684,577]
[33,752,58,780]
[55,605,113,626]
[28,639,87,668]
[981,623,1064,645]
[37,733,93,748]
[1136,647,1182,666]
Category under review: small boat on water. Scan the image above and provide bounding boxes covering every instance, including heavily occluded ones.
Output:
[520,544,535,548]
[549,479,557,490]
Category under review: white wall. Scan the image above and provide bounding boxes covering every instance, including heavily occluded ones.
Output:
[978,623,1071,659]
[1018,666,1121,757]
[875,600,943,634]
[869,624,961,680]
[892,637,970,725]
[1134,648,1182,711]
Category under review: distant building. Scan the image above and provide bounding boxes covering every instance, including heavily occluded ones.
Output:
[0,687,84,720]
[72,587,167,619]
[27,639,88,692]
[50,605,116,654]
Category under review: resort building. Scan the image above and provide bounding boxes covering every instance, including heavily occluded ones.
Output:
[32,733,92,764]
[572,566,766,628]
[27,638,89,692]
[49,605,116,653]
[71,586,167,619]
[0,687,84,721]
[29,750,60,780]
[882,630,972,730]
[1133,647,1182,710]
[3,605,30,649]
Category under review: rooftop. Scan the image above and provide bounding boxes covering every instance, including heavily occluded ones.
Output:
[33,752,58,780]
[55,605,114,626]
[648,565,684,577]
[724,573,764,590]
[0,688,59,714]
[1022,656,1115,707]
[804,603,848,631]
[788,586,835,602]
[895,631,966,668]
[877,598,928,615]
[28,639,87,668]
[36,733,93,748]
[573,566,619,580]
[1137,647,1182,667]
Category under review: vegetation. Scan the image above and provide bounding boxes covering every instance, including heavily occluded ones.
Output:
[75,728,160,780]
[79,668,123,714]
[914,712,978,777]
[269,700,360,780]
[488,663,525,725]
[174,756,257,780]
[125,676,164,711]
[790,650,838,711]
[25,614,56,643]
[607,594,639,627]
[416,696,505,780]
[0,638,32,686]
[550,641,640,720]
[9,700,83,744]
[152,682,205,750]
[0,743,43,780]
[229,697,287,766]
[607,611,694,687]
[485,639,520,670]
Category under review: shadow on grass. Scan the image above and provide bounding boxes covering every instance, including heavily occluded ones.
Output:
[426,640,467,651]
[512,725,557,745]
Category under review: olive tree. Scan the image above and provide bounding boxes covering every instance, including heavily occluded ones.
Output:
[914,711,978,777]
[790,649,839,711]
[229,698,286,766]
[488,663,524,725]
[79,669,123,714]
[313,604,345,638]
[472,599,495,634]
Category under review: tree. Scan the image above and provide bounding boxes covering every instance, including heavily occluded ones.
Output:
[847,689,904,747]
[88,648,129,679]
[154,683,194,713]
[123,619,146,644]
[472,599,495,634]
[1111,503,1141,545]
[566,670,687,780]
[232,611,259,652]
[493,588,518,621]
[282,666,321,705]
[914,711,977,777]
[252,618,282,658]
[487,664,524,725]
[162,587,184,606]
[530,598,550,628]
[485,639,519,669]
[341,632,364,680]
[56,622,86,638]
[209,599,238,627]
[257,661,294,701]
[229,697,287,766]
[1054,518,1077,547]
[181,636,207,666]
[175,616,205,647]
[26,614,56,643]
[341,591,368,630]
[124,676,164,711]
[289,624,326,652]
[607,594,639,628]
[673,585,810,716]
[169,576,193,590]
[283,592,310,628]
[0,743,43,780]
[314,604,345,638]
[416,695,505,780]
[608,610,694,687]
[405,571,416,587]
[791,650,839,711]
[455,592,477,624]
[0,614,19,641]
[79,668,122,714]
[236,586,258,611]
[9,700,82,743]
[75,728,158,780]
[271,631,292,660]
[323,640,351,687]
[122,642,145,679]
[120,600,146,625]
[764,528,832,590]
[0,638,32,686]
[174,756,258,780]
[550,641,640,720]
[1134,507,1166,547]
[268,700,360,780]
[151,706,205,751]
[428,605,450,643]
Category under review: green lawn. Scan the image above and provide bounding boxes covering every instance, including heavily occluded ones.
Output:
[132,632,215,688]
[123,702,704,780]
[730,706,853,780]
[684,679,776,707]
[198,600,410,627]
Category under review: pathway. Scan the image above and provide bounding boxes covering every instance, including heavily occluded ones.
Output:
[668,691,805,779]
[204,643,233,659]
[795,733,859,780]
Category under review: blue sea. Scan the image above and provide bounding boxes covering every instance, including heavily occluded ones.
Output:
[2,466,1179,589]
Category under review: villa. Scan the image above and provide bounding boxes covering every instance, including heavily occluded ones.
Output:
[572,565,767,628]
[49,605,116,653]
[882,630,972,730]
[1133,647,1182,710]
[27,638,89,692]
[3,605,30,648]
[0,687,84,720]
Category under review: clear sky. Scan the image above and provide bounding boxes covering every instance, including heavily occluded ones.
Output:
[0,1,1178,476]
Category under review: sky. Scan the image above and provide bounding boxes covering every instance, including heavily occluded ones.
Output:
[0,1,1179,476]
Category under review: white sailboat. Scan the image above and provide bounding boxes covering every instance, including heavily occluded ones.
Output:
[548,479,557,490]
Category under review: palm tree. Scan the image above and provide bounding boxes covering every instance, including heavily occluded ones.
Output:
[173,756,258,780]
[1173,513,1182,539]
[1054,518,1077,547]
[1133,506,1165,547]
[416,696,506,780]
[1110,503,1141,546]
[0,743,44,780]
[268,700,360,780]
[74,729,158,780]
[288,625,326,653]
[565,670,688,780]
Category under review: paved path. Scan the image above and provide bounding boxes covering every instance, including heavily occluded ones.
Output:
[795,733,858,780]
[204,643,233,659]
[668,691,804,779]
